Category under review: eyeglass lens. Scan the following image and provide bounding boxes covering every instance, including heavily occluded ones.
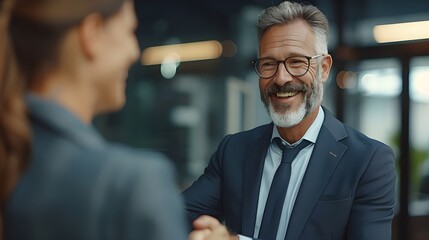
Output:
[255,56,310,78]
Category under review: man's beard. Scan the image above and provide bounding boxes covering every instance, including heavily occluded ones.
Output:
[261,69,324,128]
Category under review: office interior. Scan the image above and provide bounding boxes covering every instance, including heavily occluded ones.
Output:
[93,0,429,239]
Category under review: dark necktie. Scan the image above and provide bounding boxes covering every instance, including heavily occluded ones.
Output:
[258,137,311,240]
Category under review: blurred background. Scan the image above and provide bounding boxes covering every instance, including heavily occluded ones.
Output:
[94,0,429,239]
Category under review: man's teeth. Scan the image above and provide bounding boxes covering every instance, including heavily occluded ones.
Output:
[276,92,299,97]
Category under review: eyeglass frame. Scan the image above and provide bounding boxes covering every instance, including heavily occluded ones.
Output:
[252,53,325,79]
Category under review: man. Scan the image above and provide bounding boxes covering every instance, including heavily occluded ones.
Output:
[184,1,396,240]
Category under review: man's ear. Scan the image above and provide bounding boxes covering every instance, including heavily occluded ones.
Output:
[77,13,104,60]
[321,54,333,83]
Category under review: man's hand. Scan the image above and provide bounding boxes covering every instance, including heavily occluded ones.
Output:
[188,215,239,240]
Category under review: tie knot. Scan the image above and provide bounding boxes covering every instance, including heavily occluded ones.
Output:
[274,137,311,163]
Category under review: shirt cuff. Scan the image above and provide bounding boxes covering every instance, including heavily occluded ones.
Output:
[238,234,253,240]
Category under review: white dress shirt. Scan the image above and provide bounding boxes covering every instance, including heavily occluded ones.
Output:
[239,106,324,240]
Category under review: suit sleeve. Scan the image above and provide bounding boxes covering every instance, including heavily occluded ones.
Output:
[182,135,232,227]
[118,152,188,240]
[347,144,396,240]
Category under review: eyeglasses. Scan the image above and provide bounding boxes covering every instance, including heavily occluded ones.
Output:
[253,54,325,79]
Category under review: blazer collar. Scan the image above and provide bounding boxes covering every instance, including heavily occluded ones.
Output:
[26,93,105,149]
[285,108,348,240]
[241,123,274,236]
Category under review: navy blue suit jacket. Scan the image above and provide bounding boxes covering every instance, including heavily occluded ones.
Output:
[183,108,396,240]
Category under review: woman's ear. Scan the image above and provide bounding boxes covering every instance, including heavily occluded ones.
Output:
[77,13,104,60]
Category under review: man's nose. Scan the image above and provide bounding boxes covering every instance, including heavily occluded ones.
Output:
[272,62,293,86]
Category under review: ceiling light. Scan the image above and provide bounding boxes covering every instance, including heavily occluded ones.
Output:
[141,40,223,65]
[373,20,429,43]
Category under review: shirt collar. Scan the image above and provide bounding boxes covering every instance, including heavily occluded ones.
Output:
[271,106,325,147]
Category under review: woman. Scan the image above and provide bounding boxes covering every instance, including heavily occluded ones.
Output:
[0,0,187,239]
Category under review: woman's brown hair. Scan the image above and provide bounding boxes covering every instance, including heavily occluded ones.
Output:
[0,0,126,238]
[0,0,31,238]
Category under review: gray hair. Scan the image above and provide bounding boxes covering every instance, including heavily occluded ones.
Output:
[257,1,329,54]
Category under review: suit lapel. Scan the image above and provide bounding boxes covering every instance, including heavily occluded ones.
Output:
[241,124,273,236]
[285,111,348,240]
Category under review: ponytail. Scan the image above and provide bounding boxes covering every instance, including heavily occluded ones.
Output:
[0,0,31,238]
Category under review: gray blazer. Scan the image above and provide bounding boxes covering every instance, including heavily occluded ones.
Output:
[5,94,187,240]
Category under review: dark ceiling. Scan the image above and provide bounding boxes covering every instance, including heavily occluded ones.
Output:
[135,0,429,48]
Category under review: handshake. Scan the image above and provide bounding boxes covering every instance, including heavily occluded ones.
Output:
[189,215,239,240]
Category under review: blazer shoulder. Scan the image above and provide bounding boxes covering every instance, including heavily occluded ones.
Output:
[96,143,174,177]
[340,124,394,161]
[344,124,391,147]
[323,108,392,152]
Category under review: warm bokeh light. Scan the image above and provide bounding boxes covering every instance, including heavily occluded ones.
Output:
[373,20,429,43]
[336,71,358,89]
[141,40,223,65]
[221,40,238,58]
